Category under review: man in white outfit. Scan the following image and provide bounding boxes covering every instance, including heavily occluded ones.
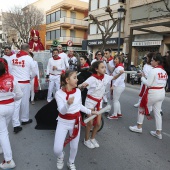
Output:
[46,49,66,102]
[11,43,36,133]
[67,49,77,70]
[57,45,69,70]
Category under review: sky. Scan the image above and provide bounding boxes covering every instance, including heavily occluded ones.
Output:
[0,0,89,11]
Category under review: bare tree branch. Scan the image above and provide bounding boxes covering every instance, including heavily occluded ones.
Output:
[2,5,44,46]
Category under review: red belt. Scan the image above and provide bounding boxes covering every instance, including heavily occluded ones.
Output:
[18,80,30,84]
[87,94,102,111]
[0,98,14,104]
[140,87,164,117]
[59,112,85,147]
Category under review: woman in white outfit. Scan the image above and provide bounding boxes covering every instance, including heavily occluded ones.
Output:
[134,52,154,107]
[0,58,23,169]
[107,55,125,119]
[129,53,168,139]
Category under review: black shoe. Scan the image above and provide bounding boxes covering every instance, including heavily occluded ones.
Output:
[21,119,33,125]
[14,126,22,134]
[160,111,163,116]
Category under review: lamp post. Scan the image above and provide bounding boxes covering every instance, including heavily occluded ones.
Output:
[117,6,125,54]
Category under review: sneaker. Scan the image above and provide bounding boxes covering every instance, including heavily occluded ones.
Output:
[134,102,140,108]
[21,119,33,125]
[56,152,65,169]
[129,125,142,133]
[0,146,2,154]
[31,101,35,105]
[90,138,99,148]
[0,159,16,169]
[107,115,118,120]
[150,131,162,139]
[117,114,122,118]
[14,126,22,134]
[84,139,95,149]
[67,162,76,170]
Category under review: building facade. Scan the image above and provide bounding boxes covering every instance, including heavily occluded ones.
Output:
[125,0,170,66]
[0,12,2,48]
[85,0,126,58]
[45,0,88,51]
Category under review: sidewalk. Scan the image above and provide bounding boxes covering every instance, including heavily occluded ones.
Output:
[125,83,170,98]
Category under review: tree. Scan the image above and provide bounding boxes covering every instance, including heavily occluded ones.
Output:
[89,6,119,51]
[2,5,44,47]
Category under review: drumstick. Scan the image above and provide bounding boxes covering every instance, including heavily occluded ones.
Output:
[84,105,111,123]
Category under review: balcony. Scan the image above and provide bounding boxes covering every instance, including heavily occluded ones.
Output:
[60,17,88,29]
[60,36,83,44]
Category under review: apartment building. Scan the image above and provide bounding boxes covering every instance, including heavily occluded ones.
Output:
[125,0,170,65]
[0,12,3,48]
[45,0,88,50]
[85,0,126,57]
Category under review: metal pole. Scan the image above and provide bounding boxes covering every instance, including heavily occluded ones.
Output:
[118,19,121,54]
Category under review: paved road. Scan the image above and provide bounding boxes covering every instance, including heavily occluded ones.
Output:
[1,86,170,170]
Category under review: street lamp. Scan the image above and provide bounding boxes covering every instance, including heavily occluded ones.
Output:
[117,6,125,54]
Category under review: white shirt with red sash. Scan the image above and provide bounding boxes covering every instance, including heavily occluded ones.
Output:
[11,51,36,82]
[112,63,125,87]
[55,88,91,123]
[46,57,65,76]
[143,64,153,78]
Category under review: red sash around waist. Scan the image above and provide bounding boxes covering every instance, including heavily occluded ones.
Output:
[18,80,30,84]
[140,87,164,117]
[87,94,102,111]
[59,112,85,147]
[139,84,146,97]
[0,98,14,104]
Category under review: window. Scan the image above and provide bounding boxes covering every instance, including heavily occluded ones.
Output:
[70,30,75,37]
[99,0,108,8]
[117,20,124,32]
[51,13,56,23]
[56,11,60,21]
[61,10,66,18]
[110,0,118,5]
[46,15,51,24]
[0,34,2,39]
[90,0,98,11]
[46,32,51,40]
[56,29,60,39]
[51,30,56,40]
[61,29,66,37]
[90,24,97,34]
[0,25,2,30]
[98,21,106,34]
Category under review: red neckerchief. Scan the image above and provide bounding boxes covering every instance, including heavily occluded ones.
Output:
[92,73,104,81]
[16,51,28,58]
[59,51,63,54]
[0,58,9,74]
[53,56,61,60]
[95,56,103,61]
[68,54,74,58]
[81,62,89,68]
[62,88,76,100]
[154,65,164,70]
[115,63,124,68]
[6,52,13,56]
[107,56,113,62]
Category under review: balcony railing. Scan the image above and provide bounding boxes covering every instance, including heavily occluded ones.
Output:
[60,17,88,27]
[60,36,83,44]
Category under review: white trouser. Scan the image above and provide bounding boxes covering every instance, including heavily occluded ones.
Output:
[47,75,60,102]
[30,78,35,102]
[54,121,80,164]
[0,103,14,161]
[137,89,165,131]
[12,83,31,127]
[112,86,125,116]
[103,83,111,104]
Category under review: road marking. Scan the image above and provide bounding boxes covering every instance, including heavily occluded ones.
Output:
[162,132,170,138]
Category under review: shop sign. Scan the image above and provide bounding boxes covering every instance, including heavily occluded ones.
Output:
[132,41,162,46]
[88,38,121,46]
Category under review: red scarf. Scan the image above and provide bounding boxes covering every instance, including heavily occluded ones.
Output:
[115,63,124,68]
[139,84,146,97]
[62,88,76,100]
[6,52,13,56]
[107,56,113,62]
[59,51,63,54]
[16,51,28,58]
[53,56,61,60]
[92,74,104,81]
[155,65,164,70]
[81,62,89,69]
[68,54,74,58]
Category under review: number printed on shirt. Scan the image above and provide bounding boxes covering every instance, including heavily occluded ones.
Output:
[12,59,25,67]
[158,73,168,80]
